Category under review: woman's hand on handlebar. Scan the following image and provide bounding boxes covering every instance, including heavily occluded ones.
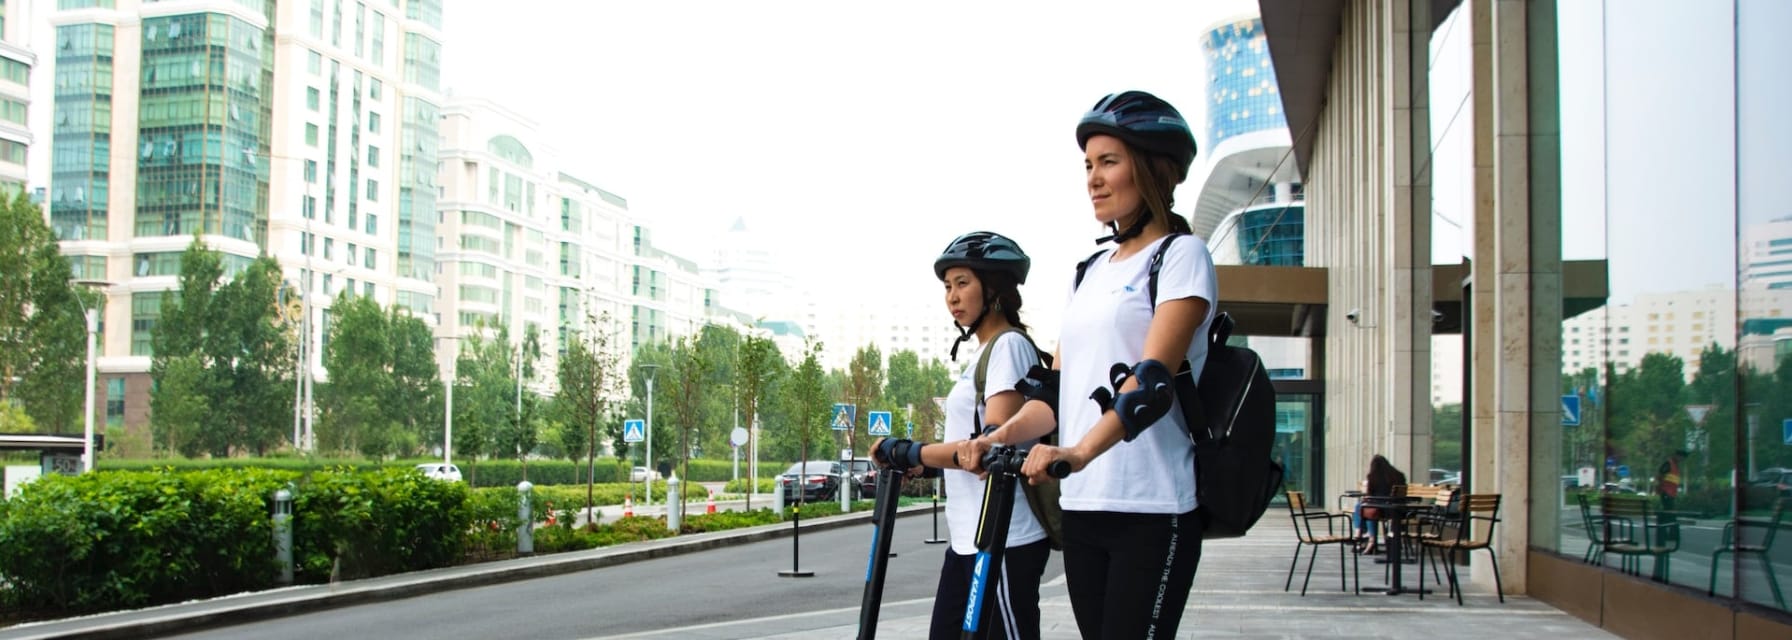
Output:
[1020,444,1085,484]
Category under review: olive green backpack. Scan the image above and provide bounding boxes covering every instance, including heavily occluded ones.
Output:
[974,328,1065,550]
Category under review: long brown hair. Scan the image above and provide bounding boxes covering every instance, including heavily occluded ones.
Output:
[1127,146,1194,235]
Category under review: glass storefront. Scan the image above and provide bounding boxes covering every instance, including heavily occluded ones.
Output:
[1533,0,1791,615]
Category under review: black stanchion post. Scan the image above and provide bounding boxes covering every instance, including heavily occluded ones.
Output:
[924,477,947,544]
[778,498,813,578]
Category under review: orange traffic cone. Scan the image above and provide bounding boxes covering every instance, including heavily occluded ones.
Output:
[623,494,635,518]
[706,490,717,514]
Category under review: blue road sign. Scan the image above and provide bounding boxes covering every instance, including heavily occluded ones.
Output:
[1783,418,1792,446]
[1562,395,1581,427]
[623,419,645,443]
[868,411,893,436]
[831,403,856,431]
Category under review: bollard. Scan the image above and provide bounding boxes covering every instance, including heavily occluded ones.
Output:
[840,475,850,513]
[273,489,293,585]
[517,480,534,555]
[667,473,682,533]
[772,476,786,519]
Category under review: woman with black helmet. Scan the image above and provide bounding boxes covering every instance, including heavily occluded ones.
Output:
[976,90,1218,638]
[869,230,1050,640]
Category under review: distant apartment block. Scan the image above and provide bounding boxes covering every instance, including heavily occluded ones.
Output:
[46,0,445,433]
[434,96,722,391]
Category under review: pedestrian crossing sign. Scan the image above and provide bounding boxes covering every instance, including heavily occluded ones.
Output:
[624,419,645,443]
[868,411,892,436]
[831,403,856,431]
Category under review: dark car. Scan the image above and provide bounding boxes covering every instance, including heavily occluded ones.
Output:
[843,457,877,499]
[778,461,843,502]
[1751,468,1792,497]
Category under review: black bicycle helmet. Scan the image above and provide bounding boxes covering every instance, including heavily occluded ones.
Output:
[933,231,1031,285]
[1075,90,1198,181]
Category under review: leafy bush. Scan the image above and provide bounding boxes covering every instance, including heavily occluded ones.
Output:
[289,467,473,582]
[0,468,297,612]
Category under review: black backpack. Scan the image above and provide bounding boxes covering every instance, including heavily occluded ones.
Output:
[1073,233,1284,540]
[973,329,1064,550]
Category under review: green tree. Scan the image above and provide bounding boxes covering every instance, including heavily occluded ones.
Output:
[555,311,625,513]
[149,241,293,457]
[843,344,884,456]
[454,321,517,480]
[319,295,442,458]
[694,324,741,458]
[1609,352,1691,484]
[0,190,95,433]
[667,333,712,511]
[735,333,784,489]
[1684,343,1736,486]
[779,340,831,478]
[625,341,676,469]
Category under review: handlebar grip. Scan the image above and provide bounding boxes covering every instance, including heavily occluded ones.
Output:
[1047,460,1072,479]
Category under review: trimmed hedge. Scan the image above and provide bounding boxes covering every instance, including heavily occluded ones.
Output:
[0,466,471,614]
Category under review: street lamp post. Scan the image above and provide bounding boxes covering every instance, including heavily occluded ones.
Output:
[247,148,315,452]
[81,307,97,472]
[639,364,658,505]
[71,279,111,473]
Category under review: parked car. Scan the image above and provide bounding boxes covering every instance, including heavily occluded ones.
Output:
[1751,468,1792,497]
[843,457,877,499]
[630,466,661,483]
[778,461,844,502]
[415,463,462,482]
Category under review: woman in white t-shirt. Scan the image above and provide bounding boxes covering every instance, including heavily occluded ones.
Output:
[870,231,1050,640]
[979,91,1217,639]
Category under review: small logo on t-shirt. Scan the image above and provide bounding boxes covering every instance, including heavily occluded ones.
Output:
[1111,284,1137,295]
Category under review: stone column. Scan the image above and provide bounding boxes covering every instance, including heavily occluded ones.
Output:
[1469,0,1536,595]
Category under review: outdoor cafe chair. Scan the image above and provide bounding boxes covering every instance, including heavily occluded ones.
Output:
[1419,493,1504,605]
[1576,493,1612,565]
[1601,494,1680,582]
[1284,490,1360,596]
[1707,500,1787,610]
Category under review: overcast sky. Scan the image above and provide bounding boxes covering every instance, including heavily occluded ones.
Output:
[440,0,1260,339]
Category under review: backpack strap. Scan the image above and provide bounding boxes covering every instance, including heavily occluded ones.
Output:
[1146,232,1185,309]
[1073,232,1184,305]
[1072,248,1108,292]
[973,328,1045,435]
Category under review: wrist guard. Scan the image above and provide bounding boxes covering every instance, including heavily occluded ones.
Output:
[875,438,926,471]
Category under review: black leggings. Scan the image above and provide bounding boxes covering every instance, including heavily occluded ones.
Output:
[1061,509,1203,639]
[928,539,1052,640]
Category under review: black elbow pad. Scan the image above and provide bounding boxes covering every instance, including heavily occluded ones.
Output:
[1014,364,1060,417]
[1115,359,1175,441]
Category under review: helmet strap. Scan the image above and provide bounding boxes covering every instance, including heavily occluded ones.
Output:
[948,292,998,361]
[1095,208,1152,245]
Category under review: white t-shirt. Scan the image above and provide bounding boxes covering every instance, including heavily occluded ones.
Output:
[1056,234,1218,514]
[942,331,1047,555]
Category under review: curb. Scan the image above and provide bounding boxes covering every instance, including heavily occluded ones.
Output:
[0,503,943,640]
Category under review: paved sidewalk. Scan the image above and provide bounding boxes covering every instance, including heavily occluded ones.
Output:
[750,517,1618,639]
[0,505,1617,640]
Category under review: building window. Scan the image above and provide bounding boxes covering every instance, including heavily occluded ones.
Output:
[369,78,381,100]
[367,146,379,167]
[305,123,319,147]
[365,179,378,201]
[364,282,374,298]
[308,49,323,74]
[105,377,126,428]
[368,112,380,133]
[324,237,334,260]
[307,87,320,111]
[364,247,375,269]
[365,213,377,235]
[323,273,333,294]
[348,242,358,266]
[303,195,317,219]
[304,159,318,183]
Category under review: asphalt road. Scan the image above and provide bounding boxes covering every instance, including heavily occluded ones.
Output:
[166,509,1065,640]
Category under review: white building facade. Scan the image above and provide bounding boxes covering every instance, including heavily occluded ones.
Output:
[45,0,444,433]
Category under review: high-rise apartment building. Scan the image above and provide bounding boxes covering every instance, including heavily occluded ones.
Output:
[1741,216,1792,290]
[434,96,721,390]
[0,0,31,193]
[1562,286,1792,381]
[46,0,444,433]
